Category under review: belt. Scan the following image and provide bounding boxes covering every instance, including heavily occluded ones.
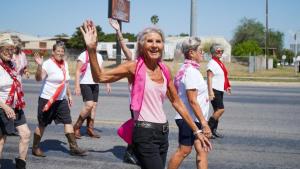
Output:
[134,121,169,133]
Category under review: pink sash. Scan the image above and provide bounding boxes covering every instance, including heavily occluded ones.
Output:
[80,50,89,78]
[117,119,134,144]
[174,59,200,91]
[130,57,171,113]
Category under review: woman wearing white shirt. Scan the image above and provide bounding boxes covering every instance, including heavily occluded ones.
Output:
[206,43,231,139]
[73,50,111,139]
[0,33,31,169]
[168,37,211,169]
[32,42,86,157]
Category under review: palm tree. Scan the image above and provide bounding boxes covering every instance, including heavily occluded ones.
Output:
[151,15,159,25]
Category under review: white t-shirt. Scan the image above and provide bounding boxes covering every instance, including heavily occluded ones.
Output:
[0,66,15,106]
[175,66,210,122]
[77,51,103,84]
[39,59,70,100]
[207,59,225,92]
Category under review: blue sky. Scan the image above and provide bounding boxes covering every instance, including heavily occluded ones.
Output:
[1,0,299,47]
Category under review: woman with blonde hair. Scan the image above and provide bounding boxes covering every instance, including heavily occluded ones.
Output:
[80,20,212,169]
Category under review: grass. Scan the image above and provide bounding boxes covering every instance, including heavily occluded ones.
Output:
[27,57,300,82]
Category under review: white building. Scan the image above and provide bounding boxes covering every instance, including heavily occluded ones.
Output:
[98,36,232,62]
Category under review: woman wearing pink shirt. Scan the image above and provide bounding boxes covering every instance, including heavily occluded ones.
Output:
[80,20,212,169]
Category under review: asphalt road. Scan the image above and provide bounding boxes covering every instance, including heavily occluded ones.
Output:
[1,79,300,169]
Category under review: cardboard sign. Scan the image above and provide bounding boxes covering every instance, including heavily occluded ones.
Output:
[108,0,130,22]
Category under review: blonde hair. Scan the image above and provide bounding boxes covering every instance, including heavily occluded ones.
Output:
[136,27,165,58]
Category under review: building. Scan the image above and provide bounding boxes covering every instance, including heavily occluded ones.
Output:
[0,31,69,55]
[98,36,232,62]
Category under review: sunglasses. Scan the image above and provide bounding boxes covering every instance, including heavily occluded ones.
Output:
[0,47,15,53]
[215,49,224,54]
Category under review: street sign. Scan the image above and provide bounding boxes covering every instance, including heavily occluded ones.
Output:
[282,55,286,60]
[108,0,130,22]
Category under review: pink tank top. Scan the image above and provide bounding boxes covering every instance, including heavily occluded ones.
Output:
[135,72,167,123]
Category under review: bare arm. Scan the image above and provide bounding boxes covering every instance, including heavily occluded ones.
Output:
[207,70,214,100]
[81,20,134,83]
[109,18,133,61]
[74,60,83,95]
[66,83,73,107]
[186,89,211,138]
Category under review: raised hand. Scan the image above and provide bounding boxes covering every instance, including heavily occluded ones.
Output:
[109,18,120,31]
[34,52,43,66]
[80,20,98,49]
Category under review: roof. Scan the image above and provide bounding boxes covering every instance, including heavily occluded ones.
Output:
[0,31,68,42]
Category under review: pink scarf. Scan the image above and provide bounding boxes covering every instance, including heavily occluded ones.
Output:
[212,57,231,91]
[80,50,89,78]
[174,59,200,91]
[0,60,25,109]
[130,57,171,113]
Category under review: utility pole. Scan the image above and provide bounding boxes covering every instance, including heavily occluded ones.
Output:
[295,33,298,59]
[190,0,197,37]
[116,20,122,65]
[265,0,269,69]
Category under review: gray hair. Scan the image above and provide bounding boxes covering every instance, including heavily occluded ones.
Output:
[136,27,165,57]
[210,43,223,54]
[53,41,65,51]
[181,37,201,58]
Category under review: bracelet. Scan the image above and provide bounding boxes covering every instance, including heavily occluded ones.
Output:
[193,129,203,136]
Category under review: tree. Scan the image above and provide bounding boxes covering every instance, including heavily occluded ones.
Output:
[231,18,265,47]
[102,33,136,42]
[281,48,294,64]
[232,40,263,56]
[231,17,284,58]
[179,33,189,37]
[268,29,284,57]
[201,41,213,53]
[150,15,159,25]
[67,25,105,49]
[54,33,69,38]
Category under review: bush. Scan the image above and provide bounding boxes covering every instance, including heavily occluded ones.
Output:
[273,57,278,68]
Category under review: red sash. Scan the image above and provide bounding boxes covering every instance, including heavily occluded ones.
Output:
[212,57,231,91]
[0,60,25,109]
[42,57,66,112]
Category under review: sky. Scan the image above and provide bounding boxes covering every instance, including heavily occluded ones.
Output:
[1,0,299,48]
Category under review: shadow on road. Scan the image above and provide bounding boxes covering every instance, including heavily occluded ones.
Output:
[89,145,126,160]
[39,139,69,154]
[0,159,14,169]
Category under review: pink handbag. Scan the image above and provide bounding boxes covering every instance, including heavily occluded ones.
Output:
[117,119,134,144]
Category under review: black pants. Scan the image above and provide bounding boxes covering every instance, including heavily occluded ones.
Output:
[132,125,169,169]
